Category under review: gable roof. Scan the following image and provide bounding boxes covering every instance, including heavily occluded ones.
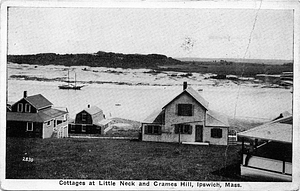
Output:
[163,87,209,110]
[82,106,103,115]
[206,110,229,127]
[25,94,53,109]
[272,111,293,124]
[76,106,104,124]
[143,86,211,124]
[143,109,165,123]
[94,119,112,126]
[238,115,292,143]
[7,108,67,122]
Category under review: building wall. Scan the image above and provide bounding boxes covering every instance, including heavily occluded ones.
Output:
[203,126,228,145]
[11,99,37,113]
[142,123,228,145]
[75,111,93,124]
[142,122,204,143]
[164,93,206,132]
[142,131,178,142]
[43,119,55,138]
[56,113,69,138]
[42,115,69,138]
[7,121,43,138]
[68,124,102,134]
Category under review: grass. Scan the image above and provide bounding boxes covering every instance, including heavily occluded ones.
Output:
[6,137,242,180]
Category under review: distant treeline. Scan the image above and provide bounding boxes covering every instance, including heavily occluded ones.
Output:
[7,51,181,68]
[7,51,293,77]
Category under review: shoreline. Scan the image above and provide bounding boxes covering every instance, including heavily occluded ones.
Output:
[7,63,293,123]
[7,62,292,90]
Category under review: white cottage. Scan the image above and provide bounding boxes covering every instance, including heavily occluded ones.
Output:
[238,112,292,181]
[141,82,230,145]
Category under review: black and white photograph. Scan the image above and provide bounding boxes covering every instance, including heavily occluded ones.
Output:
[1,0,299,190]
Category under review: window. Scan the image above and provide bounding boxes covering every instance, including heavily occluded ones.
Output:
[82,125,86,132]
[211,128,222,138]
[144,125,162,135]
[71,125,75,132]
[174,124,192,134]
[17,103,23,112]
[47,121,51,126]
[25,103,31,113]
[57,120,63,125]
[177,104,193,116]
[53,120,56,127]
[26,122,33,131]
[82,113,87,122]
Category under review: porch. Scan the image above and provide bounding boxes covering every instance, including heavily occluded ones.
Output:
[240,141,292,181]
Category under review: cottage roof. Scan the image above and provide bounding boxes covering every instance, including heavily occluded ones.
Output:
[24,94,53,109]
[143,86,210,124]
[7,108,67,122]
[238,115,292,143]
[206,110,229,127]
[95,119,112,126]
[41,108,68,119]
[83,106,103,115]
[163,87,209,110]
[272,110,292,123]
[143,109,165,123]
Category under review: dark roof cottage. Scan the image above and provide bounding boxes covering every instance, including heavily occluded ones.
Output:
[7,91,69,138]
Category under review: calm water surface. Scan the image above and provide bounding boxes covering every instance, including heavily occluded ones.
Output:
[7,79,292,122]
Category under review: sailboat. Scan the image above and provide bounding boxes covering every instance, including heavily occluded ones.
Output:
[58,70,84,90]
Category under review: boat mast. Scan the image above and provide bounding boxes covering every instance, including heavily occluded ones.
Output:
[75,72,76,87]
[68,70,70,85]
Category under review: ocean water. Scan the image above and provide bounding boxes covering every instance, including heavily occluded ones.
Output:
[7,80,292,122]
[7,63,292,122]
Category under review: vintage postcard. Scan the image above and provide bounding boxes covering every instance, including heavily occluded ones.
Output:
[1,0,299,190]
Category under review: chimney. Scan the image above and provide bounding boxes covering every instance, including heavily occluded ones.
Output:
[88,104,90,108]
[183,82,188,90]
[23,91,27,98]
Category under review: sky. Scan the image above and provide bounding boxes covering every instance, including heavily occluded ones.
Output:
[7,6,294,60]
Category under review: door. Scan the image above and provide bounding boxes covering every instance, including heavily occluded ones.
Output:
[195,125,203,142]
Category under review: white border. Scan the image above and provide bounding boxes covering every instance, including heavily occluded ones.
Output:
[1,0,299,190]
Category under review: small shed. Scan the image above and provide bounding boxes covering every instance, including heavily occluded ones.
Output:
[69,105,109,134]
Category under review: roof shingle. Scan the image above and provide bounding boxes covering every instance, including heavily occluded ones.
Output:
[163,87,209,110]
[7,108,67,122]
[206,110,229,127]
[83,106,103,115]
[25,94,53,109]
